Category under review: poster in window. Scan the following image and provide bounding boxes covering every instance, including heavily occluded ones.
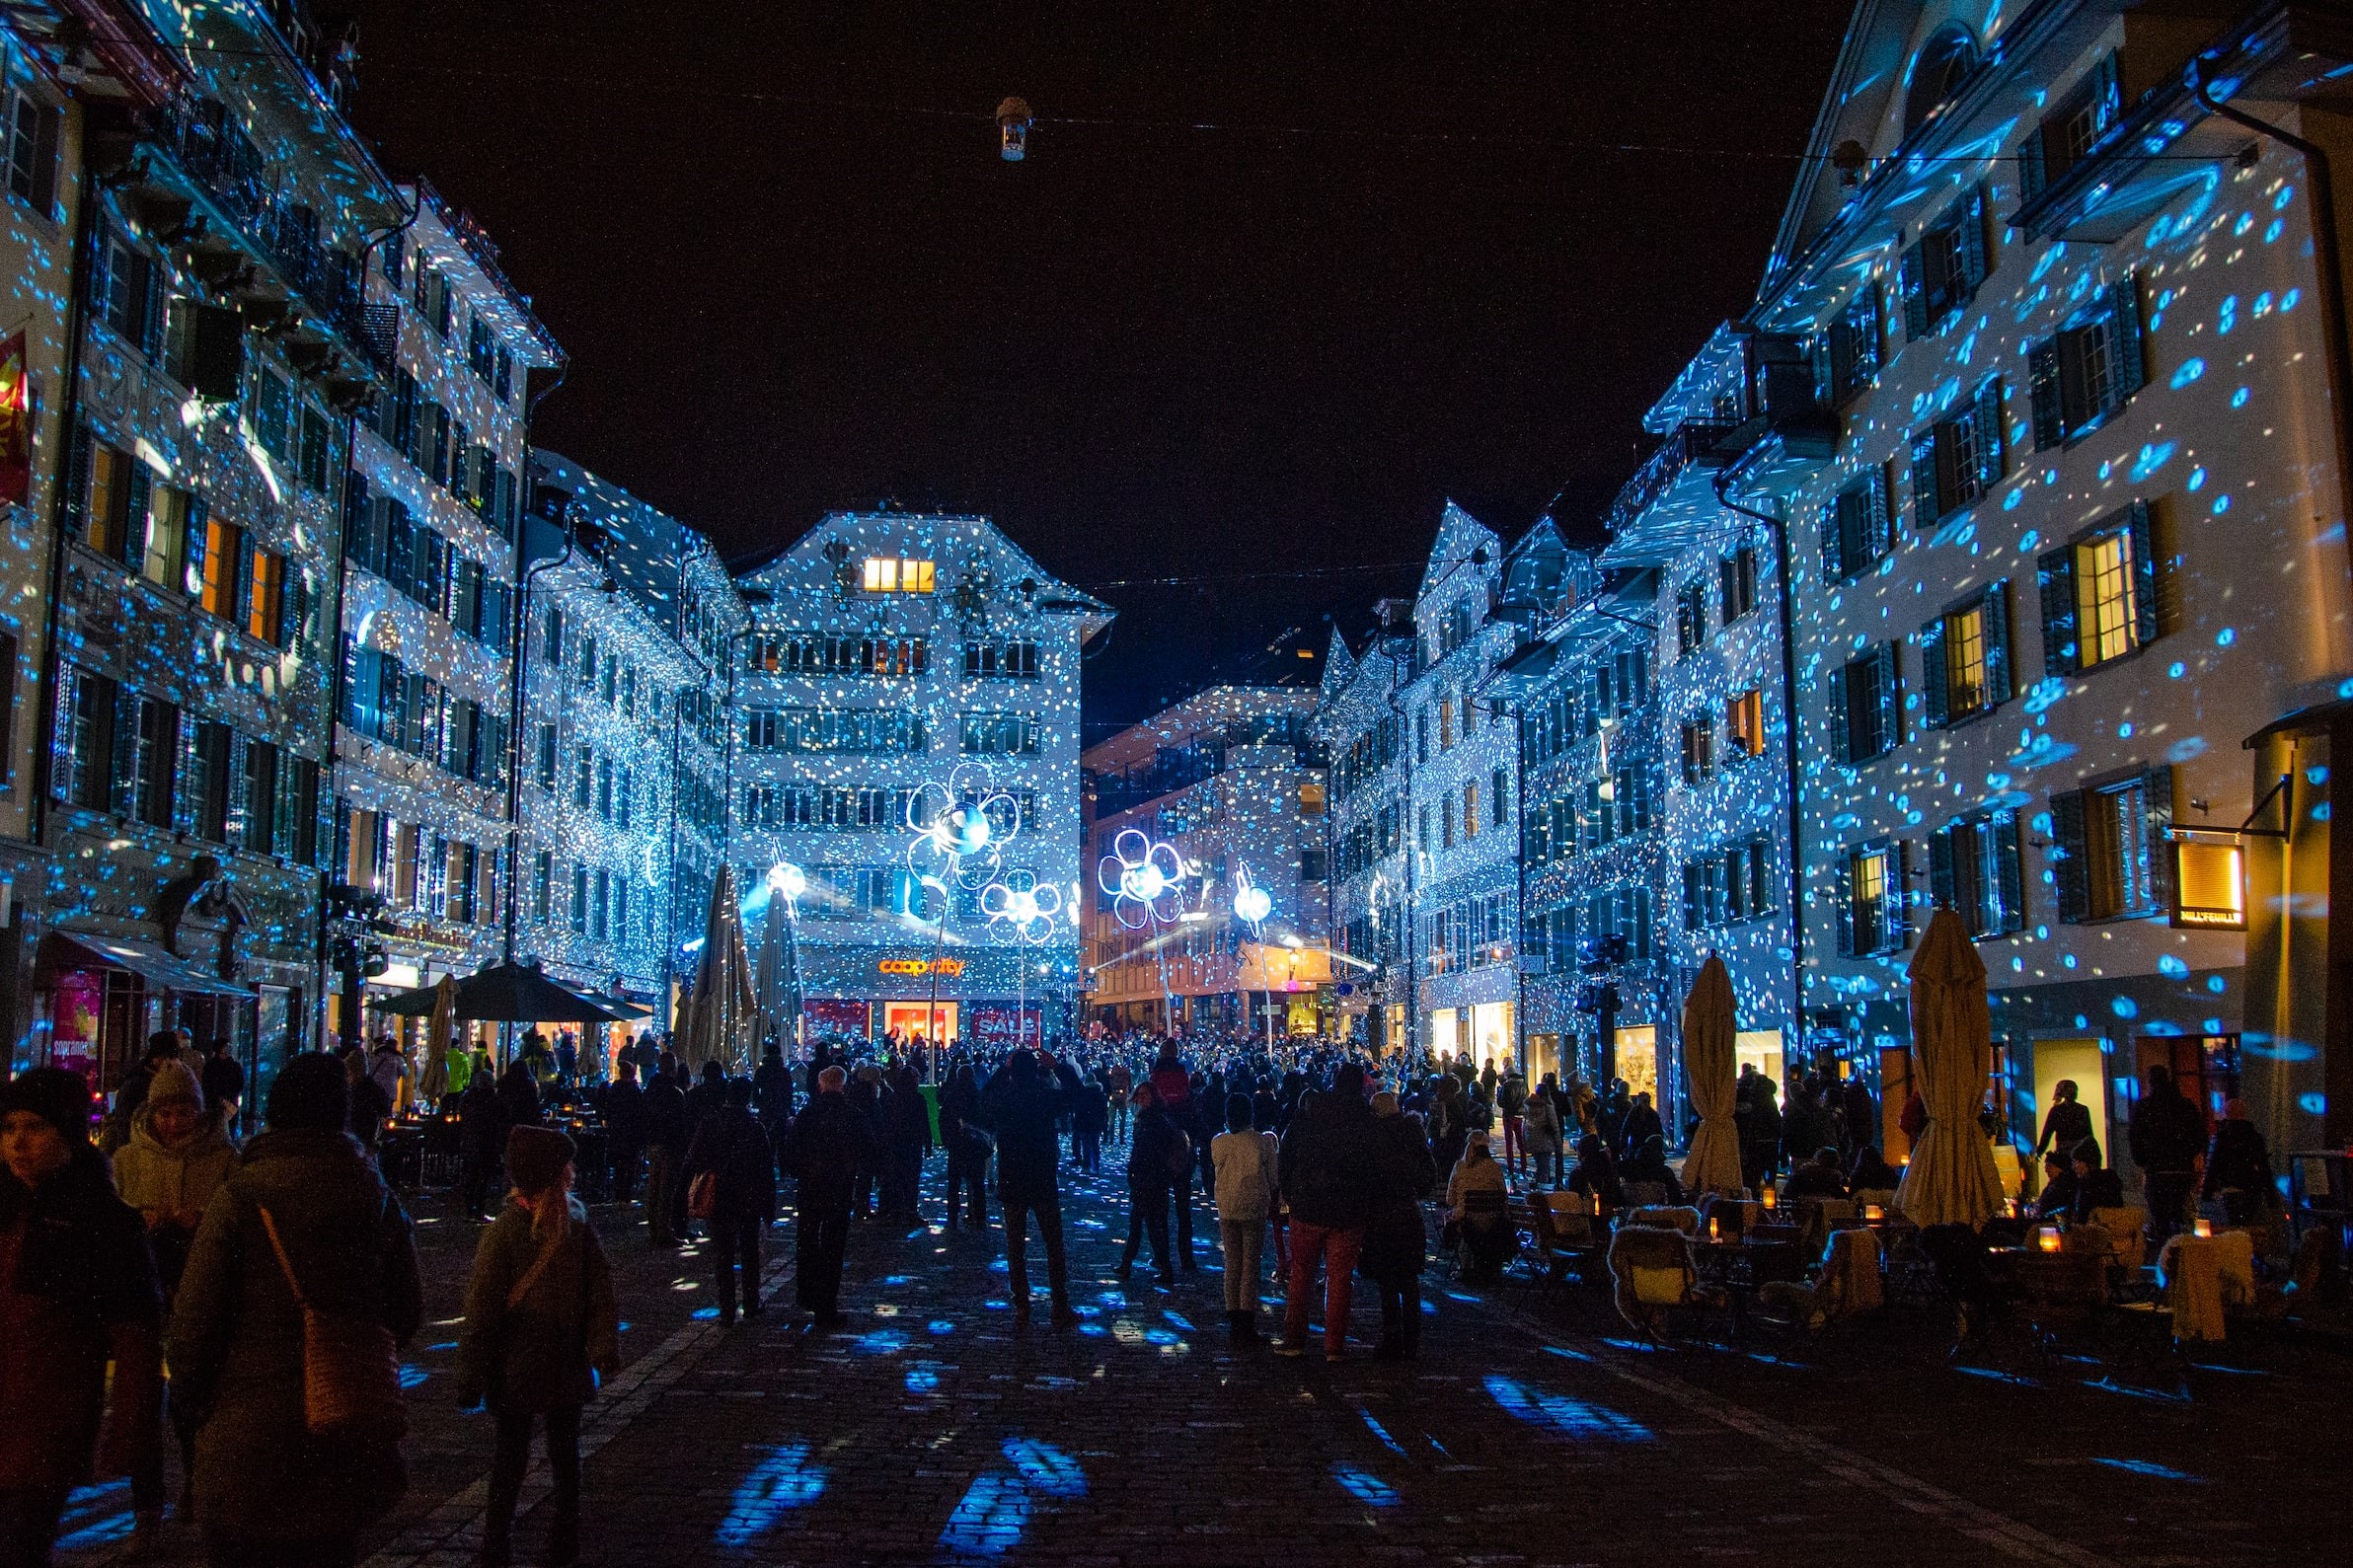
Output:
[0,330,29,506]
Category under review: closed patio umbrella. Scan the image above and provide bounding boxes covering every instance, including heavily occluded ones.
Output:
[683,865,755,1073]
[417,975,458,1102]
[1679,953,1743,1197]
[754,879,798,1052]
[1894,907,2006,1228]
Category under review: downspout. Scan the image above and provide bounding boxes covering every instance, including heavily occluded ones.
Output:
[499,359,571,965]
[1384,650,1417,1064]
[1712,466,1807,1049]
[2189,59,2353,589]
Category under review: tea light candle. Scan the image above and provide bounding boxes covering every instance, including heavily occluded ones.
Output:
[2193,1217,2213,1239]
[1862,1203,1884,1222]
[1761,1186,1777,1212]
[2037,1226,2064,1253]
[1708,1216,1720,1240]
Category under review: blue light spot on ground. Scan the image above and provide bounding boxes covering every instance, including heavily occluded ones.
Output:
[1333,1464,1400,1507]
[716,1443,828,1547]
[692,1307,721,1320]
[1355,1405,1408,1455]
[2283,287,2302,311]
[424,1340,458,1352]
[1447,1291,1479,1303]
[854,1330,907,1354]
[2158,955,2189,979]
[55,1482,133,1549]
[939,1471,1031,1557]
[882,1275,916,1286]
[1162,1310,1195,1331]
[1485,1376,1654,1443]
[2300,1091,2328,1114]
[2171,662,2188,679]
[1003,1438,1087,1497]
[617,1321,633,1333]
[2217,627,2237,645]
[1543,1344,1595,1363]
[930,1319,958,1334]
[399,1364,429,1388]
[907,1364,940,1392]
[1078,1322,1108,1336]
[1420,1298,1438,1314]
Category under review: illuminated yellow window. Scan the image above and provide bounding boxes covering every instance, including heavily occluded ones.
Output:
[143,486,187,591]
[2075,531,2135,665]
[1726,689,1764,756]
[245,549,282,642]
[862,557,935,593]
[199,516,236,616]
[1463,781,1480,839]
[1947,602,1987,714]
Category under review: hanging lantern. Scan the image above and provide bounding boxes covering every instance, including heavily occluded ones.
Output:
[997,97,1033,161]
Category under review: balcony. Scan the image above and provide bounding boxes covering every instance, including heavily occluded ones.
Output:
[1599,418,1738,567]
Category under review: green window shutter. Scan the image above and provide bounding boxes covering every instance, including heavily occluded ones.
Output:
[1866,464,1893,560]
[2143,765,2176,914]
[1929,826,1957,911]
[1957,187,1990,292]
[62,424,91,534]
[1874,642,1901,753]
[1920,617,1949,730]
[1891,839,1913,949]
[2050,790,2089,923]
[226,733,252,849]
[2107,273,2145,403]
[2027,336,2065,449]
[1985,580,2012,707]
[1910,428,1942,529]
[1973,378,2006,488]
[182,493,207,596]
[1835,852,1859,957]
[108,689,141,818]
[1900,242,1930,340]
[1826,664,1851,763]
[2036,546,2079,677]
[122,464,152,569]
[170,711,200,837]
[1992,809,2025,933]
[49,664,77,802]
[2018,125,2048,203]
[2125,500,2160,646]
[1822,491,1847,580]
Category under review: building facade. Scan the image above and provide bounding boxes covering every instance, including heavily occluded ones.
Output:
[331,181,559,1042]
[1319,616,1413,1050]
[732,510,1107,1048]
[1082,685,1329,1038]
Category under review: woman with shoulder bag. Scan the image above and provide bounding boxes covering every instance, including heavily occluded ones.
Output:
[456,1126,620,1568]
[167,1054,422,1568]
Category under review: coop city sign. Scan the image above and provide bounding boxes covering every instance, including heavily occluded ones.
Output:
[878,957,966,978]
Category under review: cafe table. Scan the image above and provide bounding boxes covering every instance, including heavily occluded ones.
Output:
[2155,1228,2255,1342]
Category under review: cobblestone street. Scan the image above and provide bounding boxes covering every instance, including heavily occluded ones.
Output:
[57,1162,2353,1567]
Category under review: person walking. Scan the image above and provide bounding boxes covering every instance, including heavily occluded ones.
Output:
[938,1063,990,1232]
[601,1059,646,1207]
[2034,1080,2095,1162]
[779,1067,873,1328]
[1117,1083,1182,1288]
[979,1050,1084,1328]
[1496,1069,1529,1177]
[1361,1090,1436,1361]
[2129,1065,2207,1240]
[1,1069,162,1566]
[641,1062,688,1248]
[167,1053,422,1568]
[752,1044,793,1138]
[111,1058,235,1545]
[458,1072,509,1222]
[1275,1063,1376,1362]
[199,1042,246,1141]
[1104,1059,1133,1145]
[456,1125,619,1568]
[881,1062,933,1227]
[1523,1075,1564,1189]
[683,1082,778,1322]
[1071,1071,1107,1175]
[1210,1092,1278,1343]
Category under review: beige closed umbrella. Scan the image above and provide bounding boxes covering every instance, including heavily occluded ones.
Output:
[417,975,458,1103]
[683,865,756,1073]
[1679,954,1743,1197]
[1894,907,2005,1228]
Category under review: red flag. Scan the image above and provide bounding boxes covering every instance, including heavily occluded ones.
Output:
[0,331,29,508]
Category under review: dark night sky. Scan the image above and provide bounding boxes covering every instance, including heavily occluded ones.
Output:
[337,0,1855,729]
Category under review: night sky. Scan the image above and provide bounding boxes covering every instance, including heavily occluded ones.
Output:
[337,1,1854,728]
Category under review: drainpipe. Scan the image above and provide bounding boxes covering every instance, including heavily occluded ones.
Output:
[2189,58,2353,590]
[1711,466,1807,1051]
[1384,651,1417,1066]
[500,516,575,963]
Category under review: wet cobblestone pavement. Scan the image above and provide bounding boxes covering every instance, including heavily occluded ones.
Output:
[56,1157,2353,1566]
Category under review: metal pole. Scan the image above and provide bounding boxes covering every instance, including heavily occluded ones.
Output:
[925,884,947,1078]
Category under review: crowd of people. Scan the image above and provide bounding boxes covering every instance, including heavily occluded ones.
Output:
[0,1023,2292,1568]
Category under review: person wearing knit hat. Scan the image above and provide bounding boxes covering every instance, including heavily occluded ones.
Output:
[0,1068,164,1559]
[460,1122,615,1568]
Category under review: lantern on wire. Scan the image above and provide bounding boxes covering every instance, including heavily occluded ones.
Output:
[997,97,1033,161]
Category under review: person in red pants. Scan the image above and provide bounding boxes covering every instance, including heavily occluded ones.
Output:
[1272,1062,1376,1363]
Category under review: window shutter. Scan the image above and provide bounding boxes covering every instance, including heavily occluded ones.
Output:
[1873,642,1901,752]
[342,473,369,562]
[123,465,152,567]
[225,733,251,849]
[1958,187,1990,291]
[1920,617,1949,730]
[2125,500,2160,645]
[1985,580,2012,706]
[62,424,91,534]
[2050,790,2089,923]
[1821,494,1846,581]
[1825,664,1851,764]
[141,260,167,360]
[1811,334,1833,410]
[173,711,204,837]
[2018,127,2047,203]
[2036,546,2079,676]
[277,755,305,865]
[1929,826,1956,911]
[1835,852,1859,957]
[2027,336,2064,449]
[1891,839,1913,949]
[2144,765,2176,913]
[1992,809,2025,933]
[1910,428,1942,529]
[1899,242,1929,340]
[182,492,207,596]
[2107,273,2145,402]
[1866,464,1893,560]
[108,691,140,818]
[48,665,76,802]
[1973,378,2006,488]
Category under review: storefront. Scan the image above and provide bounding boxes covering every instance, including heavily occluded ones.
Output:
[33,931,259,1098]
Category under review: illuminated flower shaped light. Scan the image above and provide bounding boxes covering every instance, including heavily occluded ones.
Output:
[981,868,1062,944]
[908,765,1019,893]
[1232,863,1272,936]
[1099,827,1185,932]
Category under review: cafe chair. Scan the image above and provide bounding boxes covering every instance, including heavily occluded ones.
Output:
[1754,1226,1884,1333]
[2087,1207,2150,1271]
[1607,1224,1728,1344]
[1621,1180,1671,1210]
[1454,1188,1518,1284]
[1916,1222,2027,1367]
[1527,1190,1607,1287]
[1625,1204,1700,1234]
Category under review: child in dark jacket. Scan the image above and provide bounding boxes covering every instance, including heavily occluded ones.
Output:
[458,1125,620,1568]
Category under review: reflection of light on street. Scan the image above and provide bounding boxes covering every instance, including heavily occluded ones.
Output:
[1002,1437,1087,1497]
[1484,1375,1653,1443]
[1333,1464,1400,1507]
[938,1471,1029,1557]
[715,1443,828,1547]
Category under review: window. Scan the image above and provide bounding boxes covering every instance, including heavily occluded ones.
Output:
[60,667,116,809]
[253,365,293,463]
[861,557,935,593]
[1437,698,1455,752]
[81,440,148,567]
[1675,579,1708,655]
[1898,186,1989,338]
[2,72,60,218]
[2028,276,2145,449]
[1839,840,1907,956]
[544,607,565,665]
[1726,689,1765,758]
[1461,781,1479,840]
[574,748,593,809]
[744,707,928,755]
[91,224,161,357]
[1920,582,2011,727]
[959,711,1039,756]
[963,640,1038,680]
[1441,795,1456,851]
[752,633,928,678]
[535,724,558,789]
[2039,502,2158,674]
[1679,717,1713,786]
[1490,766,1508,828]
[1816,283,1881,407]
[1821,465,1892,583]
[532,850,553,922]
[1931,809,2026,939]
[1829,643,1901,764]
[195,513,236,617]
[1904,23,1982,135]
[243,544,284,643]
[1730,841,1774,922]
[2020,54,2121,200]
[242,737,279,855]
[299,406,332,491]
[1416,804,1430,854]
[2051,769,2171,922]
[570,863,587,933]
[1910,379,2005,527]
[190,721,232,842]
[1718,548,1759,623]
[468,315,495,381]
[130,696,177,828]
[1585,885,1653,963]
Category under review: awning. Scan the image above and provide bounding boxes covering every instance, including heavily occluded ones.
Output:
[40,932,257,998]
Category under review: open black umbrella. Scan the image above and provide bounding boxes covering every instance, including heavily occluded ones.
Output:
[376,961,625,1023]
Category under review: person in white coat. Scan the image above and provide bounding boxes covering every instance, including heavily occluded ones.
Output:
[1210,1091,1280,1344]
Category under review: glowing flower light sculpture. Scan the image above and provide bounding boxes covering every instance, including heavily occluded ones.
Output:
[904,765,1019,1071]
[1232,863,1272,936]
[981,868,1062,945]
[1099,827,1185,932]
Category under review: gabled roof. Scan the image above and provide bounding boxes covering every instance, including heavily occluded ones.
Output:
[1760,0,1928,303]
[1317,624,1358,697]
[529,451,713,638]
[732,510,1112,642]
[1416,500,1501,605]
